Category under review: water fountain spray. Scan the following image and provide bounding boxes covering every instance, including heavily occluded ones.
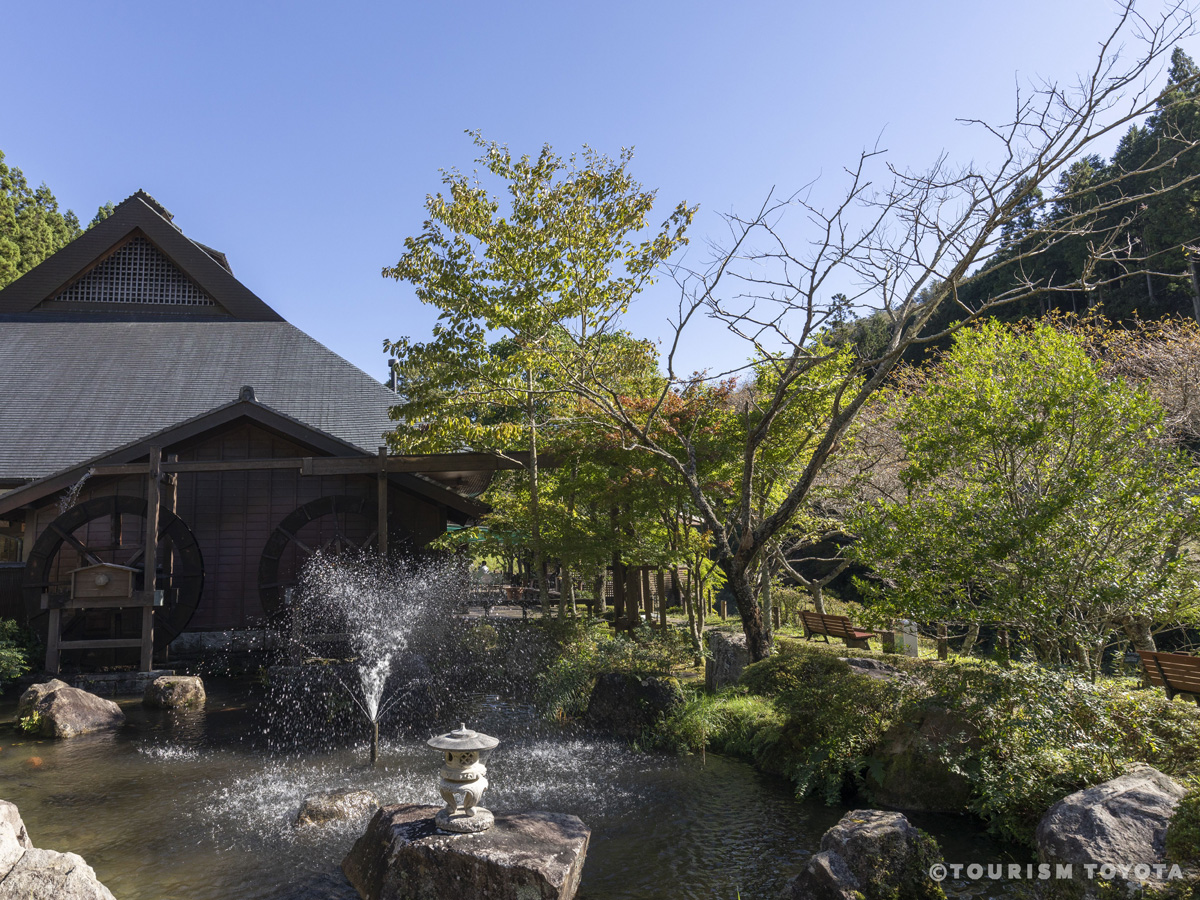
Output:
[290,551,466,765]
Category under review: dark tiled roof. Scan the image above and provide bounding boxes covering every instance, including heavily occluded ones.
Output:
[0,321,398,480]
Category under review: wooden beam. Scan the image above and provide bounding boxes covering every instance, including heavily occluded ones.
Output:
[142,447,160,672]
[58,638,146,650]
[378,447,389,559]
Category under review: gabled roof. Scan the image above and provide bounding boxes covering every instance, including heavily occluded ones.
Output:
[0,320,401,482]
[0,191,282,321]
[0,395,487,522]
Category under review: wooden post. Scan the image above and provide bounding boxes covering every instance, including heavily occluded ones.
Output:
[161,455,178,663]
[640,567,653,623]
[937,623,949,661]
[377,446,389,559]
[141,447,161,672]
[139,606,155,672]
[612,557,626,623]
[1188,252,1200,325]
[772,605,781,631]
[656,568,667,629]
[45,605,61,673]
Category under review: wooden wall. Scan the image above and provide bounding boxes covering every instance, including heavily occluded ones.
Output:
[23,422,450,632]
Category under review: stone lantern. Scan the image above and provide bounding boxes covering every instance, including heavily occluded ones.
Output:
[427,723,500,833]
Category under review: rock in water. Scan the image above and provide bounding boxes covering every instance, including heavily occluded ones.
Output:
[17,680,125,739]
[1036,765,1185,877]
[143,675,207,709]
[295,788,379,827]
[584,673,681,741]
[865,706,977,813]
[0,799,117,899]
[343,803,589,900]
[779,809,944,900]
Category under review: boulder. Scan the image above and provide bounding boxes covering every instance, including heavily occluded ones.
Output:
[0,799,116,899]
[342,803,589,900]
[706,631,750,691]
[0,847,117,899]
[840,657,905,682]
[0,799,33,878]
[865,706,976,813]
[1036,765,1185,877]
[143,674,207,709]
[295,788,379,827]
[584,673,682,741]
[0,799,33,850]
[17,680,125,739]
[779,809,944,900]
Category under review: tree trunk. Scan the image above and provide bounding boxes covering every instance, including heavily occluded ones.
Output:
[1120,616,1156,652]
[683,564,702,667]
[559,563,570,619]
[527,372,550,616]
[998,627,1011,669]
[810,583,827,616]
[593,571,606,616]
[759,555,773,644]
[724,563,771,661]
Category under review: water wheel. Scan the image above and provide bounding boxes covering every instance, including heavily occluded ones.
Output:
[258,494,405,617]
[22,495,204,652]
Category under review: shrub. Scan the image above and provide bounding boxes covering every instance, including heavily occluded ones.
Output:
[658,643,922,803]
[927,662,1200,845]
[0,618,32,689]
[1167,780,1200,866]
[535,619,693,720]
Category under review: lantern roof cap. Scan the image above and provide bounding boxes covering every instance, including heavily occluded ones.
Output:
[427,723,499,752]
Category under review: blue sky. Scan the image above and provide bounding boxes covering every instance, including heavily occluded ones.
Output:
[6,1,1197,381]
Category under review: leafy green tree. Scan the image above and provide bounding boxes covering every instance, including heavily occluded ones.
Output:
[849,319,1200,678]
[0,151,82,288]
[383,134,692,613]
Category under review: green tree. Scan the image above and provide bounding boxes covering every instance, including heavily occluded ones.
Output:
[0,151,82,288]
[383,134,692,613]
[849,319,1200,678]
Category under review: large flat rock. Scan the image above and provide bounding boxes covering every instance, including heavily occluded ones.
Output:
[342,803,589,900]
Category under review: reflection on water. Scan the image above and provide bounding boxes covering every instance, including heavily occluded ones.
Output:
[0,682,1024,900]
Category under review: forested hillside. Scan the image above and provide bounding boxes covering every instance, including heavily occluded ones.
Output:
[834,48,1200,361]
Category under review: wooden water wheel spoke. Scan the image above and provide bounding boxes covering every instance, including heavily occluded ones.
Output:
[48,524,105,567]
[277,527,315,556]
[258,494,399,617]
[126,520,175,567]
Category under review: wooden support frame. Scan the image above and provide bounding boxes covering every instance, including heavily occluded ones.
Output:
[43,589,162,674]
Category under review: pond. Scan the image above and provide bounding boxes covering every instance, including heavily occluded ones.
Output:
[0,681,1024,899]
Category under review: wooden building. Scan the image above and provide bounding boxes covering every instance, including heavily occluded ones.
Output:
[0,191,503,668]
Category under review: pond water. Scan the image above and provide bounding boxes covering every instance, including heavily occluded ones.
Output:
[0,681,1025,899]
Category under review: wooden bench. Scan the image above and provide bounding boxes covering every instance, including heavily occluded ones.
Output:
[800,611,875,650]
[1138,651,1200,704]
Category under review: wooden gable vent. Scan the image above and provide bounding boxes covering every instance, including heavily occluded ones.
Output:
[50,234,216,307]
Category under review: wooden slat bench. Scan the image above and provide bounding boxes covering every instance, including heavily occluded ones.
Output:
[1138,650,1200,704]
[800,611,875,650]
